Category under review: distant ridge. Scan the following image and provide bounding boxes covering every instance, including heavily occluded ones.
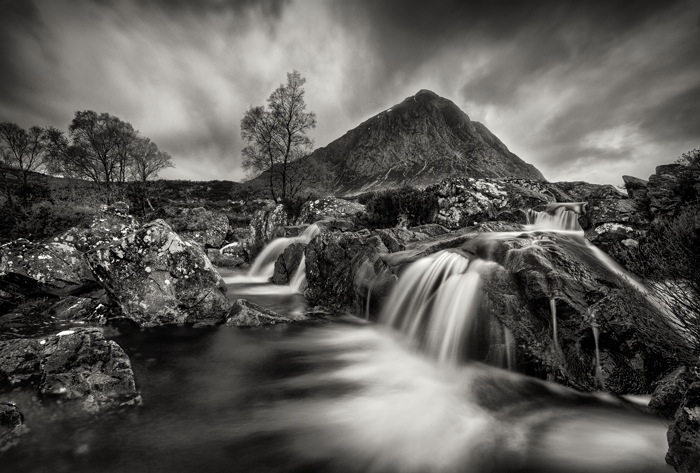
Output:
[252,89,545,196]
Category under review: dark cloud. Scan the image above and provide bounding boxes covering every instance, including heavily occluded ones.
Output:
[0,0,698,184]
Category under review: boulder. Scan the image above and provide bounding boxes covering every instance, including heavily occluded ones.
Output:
[87,220,230,327]
[0,239,96,297]
[0,328,139,413]
[622,175,649,203]
[650,366,700,419]
[427,178,552,229]
[647,164,700,219]
[372,228,431,253]
[271,243,305,285]
[162,207,230,249]
[297,197,365,224]
[39,327,141,413]
[53,202,140,253]
[0,338,42,387]
[305,232,390,312]
[666,381,700,473]
[0,402,26,451]
[463,232,689,393]
[225,299,304,327]
[207,248,246,268]
[246,204,289,260]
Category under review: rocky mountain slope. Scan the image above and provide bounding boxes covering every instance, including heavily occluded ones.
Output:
[292,89,545,195]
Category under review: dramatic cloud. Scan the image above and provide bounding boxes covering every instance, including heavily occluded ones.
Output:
[1,0,698,184]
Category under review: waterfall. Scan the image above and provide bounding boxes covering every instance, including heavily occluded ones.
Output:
[526,202,586,232]
[381,251,501,365]
[549,297,564,359]
[288,254,307,293]
[248,224,320,279]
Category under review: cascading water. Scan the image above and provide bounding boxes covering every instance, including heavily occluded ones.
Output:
[247,224,320,279]
[526,202,587,232]
[381,251,512,366]
[288,254,307,293]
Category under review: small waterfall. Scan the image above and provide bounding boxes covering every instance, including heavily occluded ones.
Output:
[381,251,497,365]
[526,202,586,232]
[549,297,563,359]
[288,254,307,293]
[592,322,605,389]
[248,224,320,279]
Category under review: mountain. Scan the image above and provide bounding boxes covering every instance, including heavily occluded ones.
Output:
[293,89,545,196]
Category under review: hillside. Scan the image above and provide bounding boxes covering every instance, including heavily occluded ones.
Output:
[279,89,545,196]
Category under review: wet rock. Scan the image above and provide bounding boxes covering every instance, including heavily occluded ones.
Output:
[162,207,229,249]
[372,228,431,253]
[0,338,42,387]
[297,197,365,224]
[87,220,231,327]
[207,248,245,268]
[225,299,303,327]
[650,366,700,419]
[305,232,390,312]
[408,224,450,237]
[272,243,305,285]
[666,381,700,473]
[0,402,26,451]
[246,204,289,260]
[467,232,690,393]
[313,218,358,233]
[39,327,140,413]
[53,202,140,253]
[0,239,96,297]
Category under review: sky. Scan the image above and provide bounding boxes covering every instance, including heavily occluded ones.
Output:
[1,0,698,185]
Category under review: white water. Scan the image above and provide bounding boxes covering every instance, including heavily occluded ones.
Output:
[239,324,670,473]
[526,202,586,232]
[288,254,307,292]
[223,224,319,287]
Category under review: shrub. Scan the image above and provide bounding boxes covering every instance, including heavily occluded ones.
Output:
[360,186,439,229]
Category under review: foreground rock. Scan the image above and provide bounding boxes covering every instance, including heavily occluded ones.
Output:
[0,239,96,297]
[305,231,391,313]
[53,202,140,253]
[666,380,700,473]
[0,402,26,451]
[161,207,230,249]
[0,328,140,413]
[88,220,230,327]
[225,299,304,327]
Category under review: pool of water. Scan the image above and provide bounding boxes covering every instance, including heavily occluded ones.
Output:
[0,273,673,473]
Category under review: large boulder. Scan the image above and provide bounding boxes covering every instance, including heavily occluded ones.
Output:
[161,207,230,249]
[53,202,139,253]
[296,197,365,224]
[666,380,700,473]
[87,220,230,327]
[0,328,140,413]
[305,231,390,312]
[463,232,689,393]
[646,164,700,219]
[0,239,96,297]
[427,178,552,229]
[225,299,304,327]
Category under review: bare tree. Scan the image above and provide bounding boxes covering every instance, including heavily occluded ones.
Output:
[129,135,173,212]
[45,111,137,203]
[0,122,47,206]
[241,71,316,201]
